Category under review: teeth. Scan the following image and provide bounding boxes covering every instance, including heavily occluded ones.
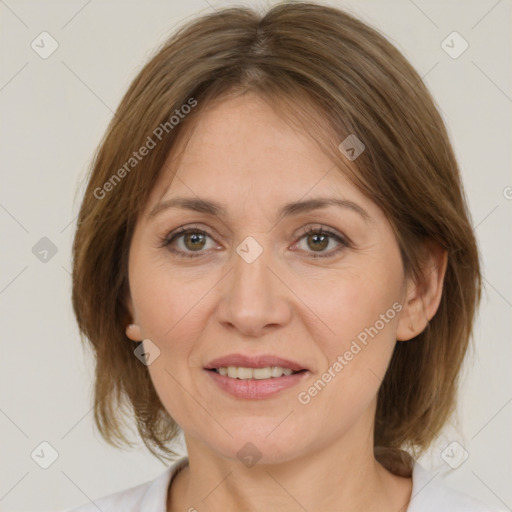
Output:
[271,366,284,377]
[215,366,297,379]
[237,367,253,379]
[253,367,272,379]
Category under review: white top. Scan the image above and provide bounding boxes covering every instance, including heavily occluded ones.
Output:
[64,456,503,512]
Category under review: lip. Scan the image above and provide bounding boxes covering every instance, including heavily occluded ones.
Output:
[204,353,310,400]
[204,353,307,372]
[205,368,310,400]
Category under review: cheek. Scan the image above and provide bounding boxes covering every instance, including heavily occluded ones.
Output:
[129,254,215,341]
[296,259,403,409]
[295,279,400,429]
[303,263,402,347]
[131,264,214,426]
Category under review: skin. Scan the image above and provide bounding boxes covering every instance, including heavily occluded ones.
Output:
[125,92,447,512]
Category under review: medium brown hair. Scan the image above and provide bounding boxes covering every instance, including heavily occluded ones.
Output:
[72,1,481,472]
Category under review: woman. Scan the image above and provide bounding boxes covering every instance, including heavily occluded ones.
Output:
[67,2,501,511]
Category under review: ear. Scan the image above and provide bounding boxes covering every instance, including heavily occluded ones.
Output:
[396,241,448,341]
[124,294,143,342]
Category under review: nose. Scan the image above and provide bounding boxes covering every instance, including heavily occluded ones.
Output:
[215,239,292,337]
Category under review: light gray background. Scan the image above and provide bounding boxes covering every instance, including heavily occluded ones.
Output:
[0,0,511,510]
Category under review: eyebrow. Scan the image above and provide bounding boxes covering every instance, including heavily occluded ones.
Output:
[148,196,370,223]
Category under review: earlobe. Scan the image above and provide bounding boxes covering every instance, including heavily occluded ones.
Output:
[396,242,448,341]
[126,322,142,341]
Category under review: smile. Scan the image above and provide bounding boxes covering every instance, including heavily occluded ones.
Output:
[212,366,302,379]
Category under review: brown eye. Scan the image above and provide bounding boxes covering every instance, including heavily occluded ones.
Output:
[162,226,215,258]
[182,232,207,251]
[295,227,348,259]
[161,225,348,260]
[306,232,329,252]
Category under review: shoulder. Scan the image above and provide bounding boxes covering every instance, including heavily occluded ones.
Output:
[62,457,189,512]
[407,463,506,512]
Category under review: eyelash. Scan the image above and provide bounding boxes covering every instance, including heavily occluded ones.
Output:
[159,224,349,259]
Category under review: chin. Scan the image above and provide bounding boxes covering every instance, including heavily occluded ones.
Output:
[198,418,309,466]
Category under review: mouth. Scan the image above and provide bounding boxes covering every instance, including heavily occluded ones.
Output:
[204,354,310,399]
[207,366,306,379]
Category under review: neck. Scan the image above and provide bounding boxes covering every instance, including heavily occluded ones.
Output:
[167,432,412,512]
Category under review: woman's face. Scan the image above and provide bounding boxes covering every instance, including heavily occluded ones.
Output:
[126,92,410,464]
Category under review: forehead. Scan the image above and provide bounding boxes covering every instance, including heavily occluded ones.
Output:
[146,92,373,217]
